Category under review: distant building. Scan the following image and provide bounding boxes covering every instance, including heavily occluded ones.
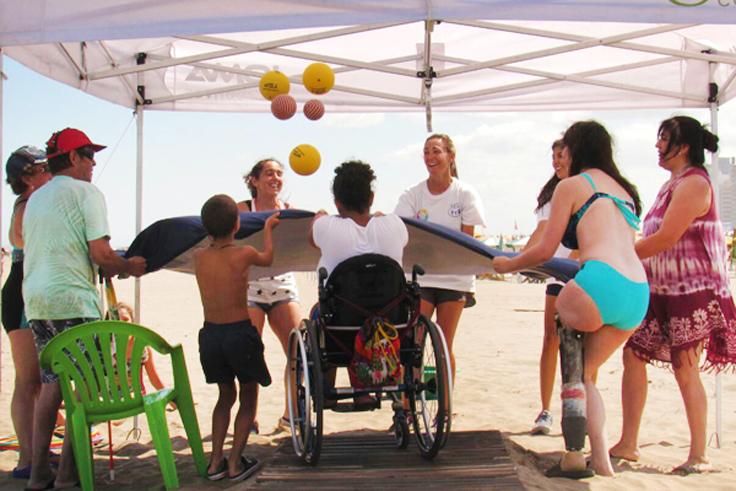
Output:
[707,157,736,231]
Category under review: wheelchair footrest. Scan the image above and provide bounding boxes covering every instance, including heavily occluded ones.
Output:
[330,401,380,413]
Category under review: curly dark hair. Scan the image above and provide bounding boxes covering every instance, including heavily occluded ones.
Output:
[332,160,375,214]
[563,121,642,216]
[244,158,282,198]
[658,116,718,173]
[201,194,239,238]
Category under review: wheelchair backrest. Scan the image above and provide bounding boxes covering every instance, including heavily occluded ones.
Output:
[322,254,409,327]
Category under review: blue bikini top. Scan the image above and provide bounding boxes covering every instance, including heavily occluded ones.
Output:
[561,173,640,250]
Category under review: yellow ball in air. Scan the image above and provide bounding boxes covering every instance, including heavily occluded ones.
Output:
[289,144,321,176]
[302,63,335,95]
[259,71,290,101]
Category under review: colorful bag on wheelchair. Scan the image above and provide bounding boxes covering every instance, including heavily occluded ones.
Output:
[349,317,401,389]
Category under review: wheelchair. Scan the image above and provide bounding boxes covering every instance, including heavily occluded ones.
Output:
[286,254,453,465]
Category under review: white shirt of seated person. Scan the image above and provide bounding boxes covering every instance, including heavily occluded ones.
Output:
[312,213,409,279]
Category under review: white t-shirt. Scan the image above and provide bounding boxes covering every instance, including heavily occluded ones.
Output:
[312,214,409,278]
[394,178,485,292]
[535,202,572,286]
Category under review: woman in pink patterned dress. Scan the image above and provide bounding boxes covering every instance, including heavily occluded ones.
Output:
[611,116,736,475]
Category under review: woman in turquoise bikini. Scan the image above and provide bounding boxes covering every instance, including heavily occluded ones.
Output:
[494,120,648,476]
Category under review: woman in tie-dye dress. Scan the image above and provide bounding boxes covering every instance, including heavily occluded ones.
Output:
[611,116,736,475]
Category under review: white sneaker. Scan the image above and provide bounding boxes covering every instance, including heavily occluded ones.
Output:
[531,410,553,435]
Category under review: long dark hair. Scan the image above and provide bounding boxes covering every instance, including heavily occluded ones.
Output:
[658,116,719,174]
[563,121,642,216]
[535,139,565,212]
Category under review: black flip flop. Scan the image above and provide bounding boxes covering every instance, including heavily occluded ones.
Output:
[206,458,228,481]
[229,457,261,482]
[545,461,595,479]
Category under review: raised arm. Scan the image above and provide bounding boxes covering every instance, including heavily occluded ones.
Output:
[308,211,328,248]
[250,212,280,267]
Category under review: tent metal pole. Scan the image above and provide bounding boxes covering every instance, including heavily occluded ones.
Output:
[441,22,689,78]
[89,22,407,81]
[421,19,434,132]
[0,48,4,394]
[152,79,418,106]
[135,104,143,325]
[134,59,145,327]
[450,20,736,67]
[177,37,417,78]
[708,58,722,450]
[132,59,146,443]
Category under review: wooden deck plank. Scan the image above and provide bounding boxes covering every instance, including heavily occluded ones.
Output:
[252,430,524,490]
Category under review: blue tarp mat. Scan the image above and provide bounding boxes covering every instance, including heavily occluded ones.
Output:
[125,210,579,283]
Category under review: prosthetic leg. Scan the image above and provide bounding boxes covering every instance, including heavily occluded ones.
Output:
[546,315,594,479]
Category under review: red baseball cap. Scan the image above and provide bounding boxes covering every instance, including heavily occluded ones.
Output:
[45,128,107,159]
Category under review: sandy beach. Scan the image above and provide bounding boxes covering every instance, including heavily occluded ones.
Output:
[1,266,735,490]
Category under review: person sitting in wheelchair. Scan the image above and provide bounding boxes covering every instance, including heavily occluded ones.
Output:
[309,160,409,409]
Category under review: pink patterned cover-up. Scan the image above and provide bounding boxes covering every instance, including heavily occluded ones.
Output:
[626,168,736,371]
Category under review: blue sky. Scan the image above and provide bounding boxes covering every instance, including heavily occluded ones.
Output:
[3,56,735,248]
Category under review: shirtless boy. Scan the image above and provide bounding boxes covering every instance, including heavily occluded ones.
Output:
[195,194,279,482]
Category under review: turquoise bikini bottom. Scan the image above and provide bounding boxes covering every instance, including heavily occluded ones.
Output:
[573,260,649,330]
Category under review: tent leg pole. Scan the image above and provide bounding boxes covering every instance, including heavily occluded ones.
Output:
[134,94,144,326]
[708,60,722,450]
[133,100,144,441]
[0,48,4,395]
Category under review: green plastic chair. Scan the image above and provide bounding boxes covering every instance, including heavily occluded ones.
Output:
[39,320,207,490]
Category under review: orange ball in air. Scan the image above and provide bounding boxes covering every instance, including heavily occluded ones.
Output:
[271,94,297,120]
[303,99,325,121]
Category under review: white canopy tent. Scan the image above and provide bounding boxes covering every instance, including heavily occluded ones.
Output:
[1,0,735,444]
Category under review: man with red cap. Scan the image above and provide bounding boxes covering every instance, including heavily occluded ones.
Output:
[22,128,147,490]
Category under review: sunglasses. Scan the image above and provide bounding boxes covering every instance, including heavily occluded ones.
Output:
[24,164,49,175]
[76,147,96,161]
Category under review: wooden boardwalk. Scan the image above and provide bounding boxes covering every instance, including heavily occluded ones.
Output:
[252,430,525,490]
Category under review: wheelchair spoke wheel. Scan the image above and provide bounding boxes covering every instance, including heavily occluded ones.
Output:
[286,320,323,465]
[409,314,451,460]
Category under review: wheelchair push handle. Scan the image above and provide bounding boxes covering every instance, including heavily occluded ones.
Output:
[318,267,330,302]
[412,264,425,283]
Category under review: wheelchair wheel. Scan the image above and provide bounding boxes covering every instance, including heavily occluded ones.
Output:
[408,314,451,460]
[286,320,324,465]
[392,412,411,449]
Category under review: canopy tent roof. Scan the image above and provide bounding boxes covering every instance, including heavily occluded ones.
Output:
[1,2,735,122]
[2,1,736,46]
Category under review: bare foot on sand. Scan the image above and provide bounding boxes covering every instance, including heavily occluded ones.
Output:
[670,458,713,475]
[609,442,640,462]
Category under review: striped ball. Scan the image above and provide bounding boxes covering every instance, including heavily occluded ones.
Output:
[303,99,325,121]
[271,94,297,120]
